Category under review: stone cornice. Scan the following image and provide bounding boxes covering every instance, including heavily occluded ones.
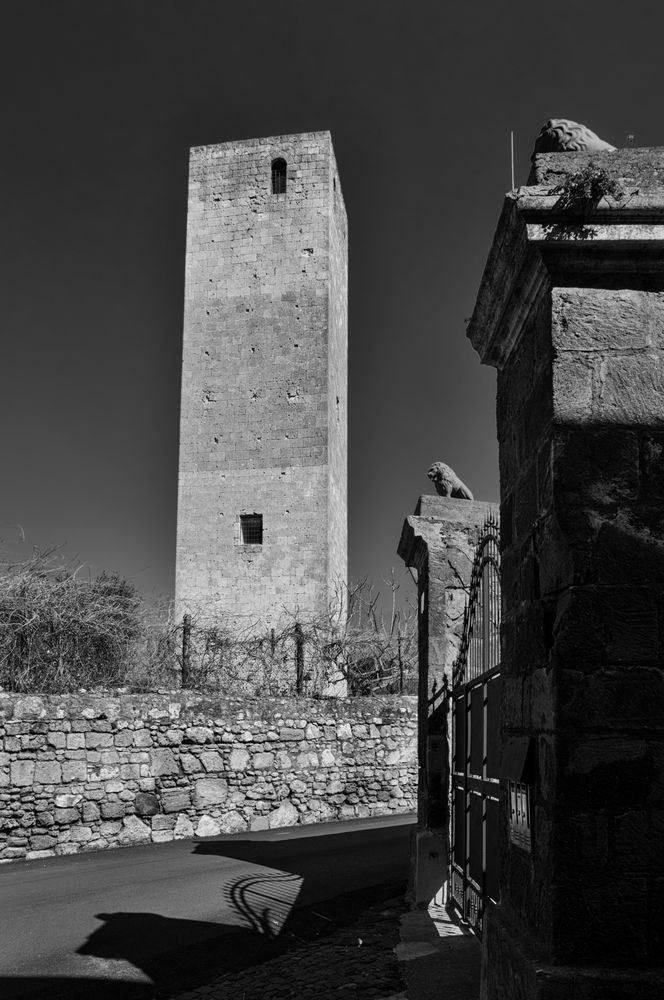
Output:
[467,185,664,371]
[397,496,499,571]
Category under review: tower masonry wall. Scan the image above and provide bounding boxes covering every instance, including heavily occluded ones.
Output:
[176,132,348,628]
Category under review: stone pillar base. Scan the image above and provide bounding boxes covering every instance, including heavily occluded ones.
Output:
[482,904,664,1000]
[406,827,446,907]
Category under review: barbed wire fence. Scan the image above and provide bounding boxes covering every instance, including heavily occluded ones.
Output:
[0,548,417,697]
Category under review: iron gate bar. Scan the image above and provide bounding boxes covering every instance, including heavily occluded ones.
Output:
[449,516,500,938]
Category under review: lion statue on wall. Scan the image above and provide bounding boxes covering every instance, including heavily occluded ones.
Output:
[532,119,615,157]
[427,462,474,500]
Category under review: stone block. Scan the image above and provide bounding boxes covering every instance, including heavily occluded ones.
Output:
[267,801,298,829]
[100,802,125,820]
[196,815,221,837]
[173,815,195,839]
[180,753,203,774]
[200,751,224,772]
[29,834,57,851]
[69,826,93,842]
[186,726,213,743]
[253,752,274,770]
[62,761,87,783]
[54,807,80,824]
[133,729,153,748]
[219,811,248,834]
[250,815,269,832]
[119,815,151,845]
[151,830,174,844]
[10,761,35,786]
[99,821,122,836]
[99,766,120,780]
[152,815,174,831]
[85,732,113,749]
[149,749,179,776]
[13,696,46,720]
[47,732,66,749]
[119,764,141,780]
[82,802,100,823]
[135,792,160,817]
[55,793,83,808]
[194,778,228,808]
[161,788,191,813]
[279,728,304,741]
[230,748,250,770]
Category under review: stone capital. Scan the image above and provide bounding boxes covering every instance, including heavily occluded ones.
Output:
[397,496,498,574]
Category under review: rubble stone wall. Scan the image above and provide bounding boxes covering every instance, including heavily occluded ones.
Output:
[0,692,416,862]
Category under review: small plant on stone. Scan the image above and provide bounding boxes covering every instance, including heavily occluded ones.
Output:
[543,161,626,241]
[551,161,625,215]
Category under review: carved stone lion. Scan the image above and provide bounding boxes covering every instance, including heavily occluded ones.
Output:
[427,462,474,500]
[532,119,616,157]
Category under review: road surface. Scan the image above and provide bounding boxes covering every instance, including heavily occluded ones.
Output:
[0,813,415,998]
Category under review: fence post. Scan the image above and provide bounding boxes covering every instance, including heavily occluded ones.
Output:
[294,623,304,695]
[397,629,404,693]
[182,614,192,689]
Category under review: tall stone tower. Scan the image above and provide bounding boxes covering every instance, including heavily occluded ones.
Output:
[176,132,348,628]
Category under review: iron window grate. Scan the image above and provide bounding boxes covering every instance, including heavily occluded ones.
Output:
[240,514,263,545]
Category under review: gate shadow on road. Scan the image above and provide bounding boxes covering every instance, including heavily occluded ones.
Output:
[2,820,413,998]
[1,878,406,999]
[191,820,412,906]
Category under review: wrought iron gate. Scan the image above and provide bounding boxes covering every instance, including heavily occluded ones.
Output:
[449,516,501,936]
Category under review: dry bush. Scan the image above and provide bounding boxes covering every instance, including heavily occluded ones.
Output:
[0,549,144,693]
[0,550,417,698]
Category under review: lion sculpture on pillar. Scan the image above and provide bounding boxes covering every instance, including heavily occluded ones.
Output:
[532,119,616,157]
[427,462,474,500]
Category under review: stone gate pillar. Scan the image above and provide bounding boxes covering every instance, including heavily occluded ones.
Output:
[468,147,664,997]
[398,495,497,904]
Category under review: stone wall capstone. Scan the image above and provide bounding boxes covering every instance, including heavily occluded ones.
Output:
[0,693,416,862]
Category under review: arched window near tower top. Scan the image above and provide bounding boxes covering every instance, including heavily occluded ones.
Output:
[271,158,287,195]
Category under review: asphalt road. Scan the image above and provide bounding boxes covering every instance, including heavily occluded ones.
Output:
[0,813,415,998]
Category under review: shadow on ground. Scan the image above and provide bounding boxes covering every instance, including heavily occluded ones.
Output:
[2,876,406,999]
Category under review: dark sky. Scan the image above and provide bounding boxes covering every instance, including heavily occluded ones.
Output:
[2,1,663,611]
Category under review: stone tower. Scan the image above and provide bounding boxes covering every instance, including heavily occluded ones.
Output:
[176,132,348,628]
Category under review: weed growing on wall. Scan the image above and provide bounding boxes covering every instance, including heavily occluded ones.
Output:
[543,161,626,241]
[552,161,625,214]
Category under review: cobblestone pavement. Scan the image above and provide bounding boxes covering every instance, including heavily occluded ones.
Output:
[164,883,407,1000]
